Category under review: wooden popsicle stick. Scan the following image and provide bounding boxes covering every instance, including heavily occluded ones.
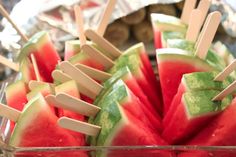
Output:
[75,63,111,82]
[212,80,236,101]
[59,61,103,99]
[28,80,55,91]
[85,29,122,59]
[214,59,236,81]
[197,0,211,29]
[52,70,72,83]
[194,11,221,59]
[185,9,202,42]
[0,5,28,42]
[74,5,86,46]
[51,69,96,99]
[55,93,100,117]
[30,54,41,81]
[0,103,21,122]
[181,0,197,24]
[97,0,117,36]
[58,117,101,136]
[0,55,19,71]
[82,44,114,70]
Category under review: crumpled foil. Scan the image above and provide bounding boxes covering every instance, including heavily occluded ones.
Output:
[0,0,182,54]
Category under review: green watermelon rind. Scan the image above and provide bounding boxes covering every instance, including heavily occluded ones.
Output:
[166,39,226,70]
[151,13,187,33]
[55,80,78,95]
[9,94,47,146]
[182,71,232,92]
[183,90,232,118]
[156,48,217,71]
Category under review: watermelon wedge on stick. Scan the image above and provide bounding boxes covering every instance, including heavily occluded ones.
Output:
[162,89,232,144]
[59,61,162,133]
[157,11,221,114]
[64,40,81,61]
[0,94,88,157]
[58,101,170,157]
[163,71,232,127]
[179,98,236,157]
[18,31,61,82]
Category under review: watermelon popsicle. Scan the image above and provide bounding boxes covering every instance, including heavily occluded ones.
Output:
[64,40,81,61]
[163,71,232,128]
[57,101,169,157]
[0,94,88,157]
[59,61,162,133]
[17,31,61,82]
[157,11,222,114]
[179,82,236,157]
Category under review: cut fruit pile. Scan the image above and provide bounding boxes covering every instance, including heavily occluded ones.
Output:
[1,0,236,157]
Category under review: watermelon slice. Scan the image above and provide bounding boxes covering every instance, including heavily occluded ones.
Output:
[151,13,187,49]
[9,94,88,157]
[163,71,232,127]
[95,79,162,133]
[110,53,162,114]
[55,80,86,146]
[179,98,236,157]
[6,80,29,132]
[162,90,232,144]
[18,31,61,82]
[64,40,81,61]
[156,48,216,114]
[166,39,226,70]
[92,101,169,157]
[123,43,162,101]
[101,66,161,123]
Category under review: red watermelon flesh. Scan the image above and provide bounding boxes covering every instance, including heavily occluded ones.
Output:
[179,98,236,157]
[156,48,216,115]
[162,90,231,144]
[18,32,61,82]
[6,80,29,132]
[153,29,163,49]
[64,40,81,61]
[9,94,88,157]
[55,80,86,145]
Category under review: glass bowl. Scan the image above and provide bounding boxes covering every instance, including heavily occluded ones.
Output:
[1,76,236,157]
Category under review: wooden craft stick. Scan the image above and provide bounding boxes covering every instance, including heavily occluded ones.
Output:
[30,54,41,81]
[52,70,72,83]
[51,69,96,99]
[28,80,55,91]
[0,103,21,122]
[197,0,211,29]
[0,5,28,42]
[97,0,117,36]
[75,63,111,82]
[58,117,101,136]
[85,29,122,59]
[74,5,86,46]
[212,80,236,101]
[181,0,197,24]
[214,59,236,81]
[185,9,202,42]
[82,44,114,70]
[195,11,221,59]
[0,55,19,71]
[59,61,103,99]
[55,93,100,117]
